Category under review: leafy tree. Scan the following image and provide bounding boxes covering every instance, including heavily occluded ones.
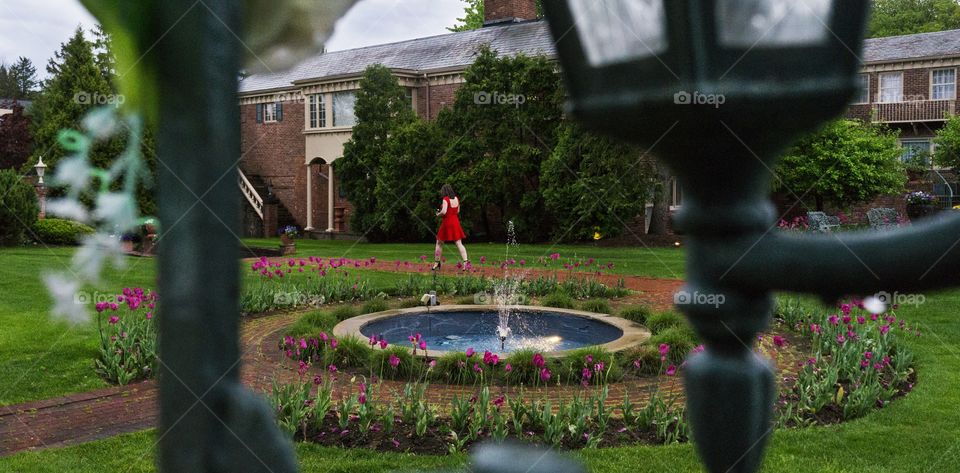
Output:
[541,123,654,241]
[338,64,417,241]
[0,101,32,170]
[934,114,960,169]
[776,119,905,211]
[869,0,960,37]
[29,27,156,214]
[430,46,564,242]
[0,57,39,99]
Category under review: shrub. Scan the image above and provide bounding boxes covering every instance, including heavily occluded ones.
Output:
[286,311,338,338]
[557,347,622,385]
[580,299,612,314]
[369,346,417,380]
[32,218,95,245]
[0,169,39,246]
[332,306,358,321]
[646,310,685,335]
[503,349,544,386]
[360,299,390,315]
[398,298,421,308]
[649,326,698,366]
[328,336,369,368]
[624,345,662,376]
[542,292,574,309]
[432,351,485,385]
[619,305,654,325]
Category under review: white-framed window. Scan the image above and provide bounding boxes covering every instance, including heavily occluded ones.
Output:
[878,72,903,103]
[932,68,957,100]
[900,139,932,167]
[333,91,357,127]
[670,178,683,210]
[854,74,870,104]
[309,94,326,128]
[263,102,278,122]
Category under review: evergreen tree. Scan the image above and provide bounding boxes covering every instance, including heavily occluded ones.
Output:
[337,64,417,240]
[0,102,32,170]
[8,57,39,99]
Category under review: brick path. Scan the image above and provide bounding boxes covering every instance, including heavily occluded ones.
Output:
[0,272,800,457]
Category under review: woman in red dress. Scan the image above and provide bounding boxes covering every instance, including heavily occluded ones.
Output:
[433,184,468,270]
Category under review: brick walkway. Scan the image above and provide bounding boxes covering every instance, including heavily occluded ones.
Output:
[0,272,800,457]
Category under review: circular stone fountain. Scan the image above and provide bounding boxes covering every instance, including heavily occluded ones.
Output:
[333,305,649,356]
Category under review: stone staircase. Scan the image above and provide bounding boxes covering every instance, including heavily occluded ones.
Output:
[238,169,298,237]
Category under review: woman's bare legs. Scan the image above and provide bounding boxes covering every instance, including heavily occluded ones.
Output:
[433,240,443,270]
[455,240,468,262]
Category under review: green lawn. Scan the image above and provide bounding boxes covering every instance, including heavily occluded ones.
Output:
[243,238,686,280]
[0,239,682,406]
[3,269,960,470]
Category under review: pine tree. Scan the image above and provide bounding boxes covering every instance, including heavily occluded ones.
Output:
[8,57,39,99]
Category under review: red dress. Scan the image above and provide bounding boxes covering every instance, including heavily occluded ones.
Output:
[436,196,466,242]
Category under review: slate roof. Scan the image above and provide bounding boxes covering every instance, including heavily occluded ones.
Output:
[238,21,960,95]
[238,20,556,94]
[0,98,31,109]
[863,29,960,64]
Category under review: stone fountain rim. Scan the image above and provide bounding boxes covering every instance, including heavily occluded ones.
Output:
[332,304,650,358]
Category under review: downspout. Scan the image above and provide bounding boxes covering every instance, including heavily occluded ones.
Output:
[423,72,431,119]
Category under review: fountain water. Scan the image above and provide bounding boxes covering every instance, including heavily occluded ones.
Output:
[492,221,527,350]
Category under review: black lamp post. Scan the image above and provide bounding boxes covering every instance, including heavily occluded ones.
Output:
[542,1,907,472]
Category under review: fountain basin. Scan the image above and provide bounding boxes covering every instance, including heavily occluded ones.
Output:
[333,305,649,357]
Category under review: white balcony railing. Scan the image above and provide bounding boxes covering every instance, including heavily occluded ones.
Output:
[872,100,956,123]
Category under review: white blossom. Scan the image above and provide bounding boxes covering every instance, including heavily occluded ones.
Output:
[73,233,127,281]
[94,193,138,233]
[82,107,120,140]
[43,273,87,324]
[863,296,887,315]
[51,156,92,192]
[46,199,90,223]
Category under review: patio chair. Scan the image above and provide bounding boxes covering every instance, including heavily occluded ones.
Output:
[867,208,899,231]
[806,211,841,233]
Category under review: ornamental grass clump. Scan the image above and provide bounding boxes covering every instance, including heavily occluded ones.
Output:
[646,310,686,334]
[95,287,158,385]
[619,305,654,325]
[580,299,612,314]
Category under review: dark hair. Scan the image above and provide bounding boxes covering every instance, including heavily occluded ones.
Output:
[441,184,456,198]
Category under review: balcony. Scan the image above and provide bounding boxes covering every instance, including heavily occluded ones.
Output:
[871,100,956,123]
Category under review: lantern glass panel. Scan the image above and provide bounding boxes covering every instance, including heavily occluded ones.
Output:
[717,0,833,47]
[568,0,666,67]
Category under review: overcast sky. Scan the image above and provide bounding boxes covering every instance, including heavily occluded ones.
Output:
[0,0,466,78]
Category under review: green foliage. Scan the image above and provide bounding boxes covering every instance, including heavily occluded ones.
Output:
[625,345,662,376]
[432,352,483,385]
[541,292,574,309]
[558,347,621,385]
[338,64,417,241]
[286,311,338,338]
[28,27,157,214]
[369,346,417,380]
[94,289,158,385]
[619,305,654,325]
[502,349,542,385]
[328,336,369,369]
[542,123,653,241]
[448,0,485,32]
[649,327,698,366]
[580,299,612,314]
[869,0,960,37]
[0,169,38,245]
[397,298,421,309]
[776,119,905,210]
[0,57,39,100]
[31,218,94,246]
[360,299,389,315]
[645,310,685,335]
[935,114,960,169]
[332,305,358,321]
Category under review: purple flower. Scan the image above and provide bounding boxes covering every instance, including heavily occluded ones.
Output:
[665,365,677,376]
[389,354,400,368]
[773,335,786,348]
[504,363,513,372]
[419,340,427,351]
[465,347,475,358]
[828,315,839,326]
[658,343,670,356]
[532,353,545,368]
[539,367,552,381]
[108,315,120,324]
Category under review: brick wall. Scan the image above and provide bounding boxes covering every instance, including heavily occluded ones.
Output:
[415,83,459,121]
[239,101,307,228]
[484,0,538,22]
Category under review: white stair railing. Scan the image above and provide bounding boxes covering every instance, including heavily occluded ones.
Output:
[238,169,263,219]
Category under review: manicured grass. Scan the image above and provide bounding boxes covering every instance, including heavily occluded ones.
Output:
[0,247,156,406]
[243,238,686,279]
[3,290,960,471]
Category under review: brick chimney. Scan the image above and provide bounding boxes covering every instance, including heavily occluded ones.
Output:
[484,0,539,25]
